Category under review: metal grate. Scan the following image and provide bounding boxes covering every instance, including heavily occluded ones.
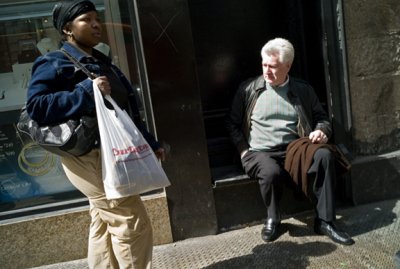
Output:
[31,199,400,269]
[153,199,400,269]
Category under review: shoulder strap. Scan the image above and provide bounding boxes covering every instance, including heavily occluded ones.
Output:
[60,48,97,79]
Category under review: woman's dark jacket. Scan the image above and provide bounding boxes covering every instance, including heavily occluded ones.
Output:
[26,42,160,151]
[226,75,331,154]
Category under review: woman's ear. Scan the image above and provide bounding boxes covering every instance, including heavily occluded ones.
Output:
[62,23,72,37]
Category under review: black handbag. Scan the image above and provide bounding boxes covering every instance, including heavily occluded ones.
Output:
[17,49,99,157]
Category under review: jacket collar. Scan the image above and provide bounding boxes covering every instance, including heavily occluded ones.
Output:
[61,41,111,64]
[61,42,89,61]
[256,75,295,96]
[254,75,266,92]
[287,77,299,99]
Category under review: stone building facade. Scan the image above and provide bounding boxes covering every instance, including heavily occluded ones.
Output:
[343,0,400,204]
[1,0,400,268]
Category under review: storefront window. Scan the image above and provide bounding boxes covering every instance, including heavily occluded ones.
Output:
[0,0,153,217]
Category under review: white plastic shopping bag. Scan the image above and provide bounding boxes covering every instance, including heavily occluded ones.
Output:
[93,83,170,199]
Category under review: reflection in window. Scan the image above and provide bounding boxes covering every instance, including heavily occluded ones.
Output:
[0,0,151,215]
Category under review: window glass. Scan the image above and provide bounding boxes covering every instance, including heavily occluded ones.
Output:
[0,0,151,216]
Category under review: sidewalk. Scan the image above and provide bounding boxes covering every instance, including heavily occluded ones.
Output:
[32,198,400,269]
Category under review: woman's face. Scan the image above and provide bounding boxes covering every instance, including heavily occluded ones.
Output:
[65,11,102,52]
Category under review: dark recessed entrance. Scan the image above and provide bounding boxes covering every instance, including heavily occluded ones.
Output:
[187,0,350,229]
[188,0,328,183]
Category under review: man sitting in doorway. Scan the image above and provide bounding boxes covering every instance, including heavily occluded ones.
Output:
[226,37,354,245]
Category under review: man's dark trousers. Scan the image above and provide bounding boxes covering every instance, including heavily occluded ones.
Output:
[241,147,336,223]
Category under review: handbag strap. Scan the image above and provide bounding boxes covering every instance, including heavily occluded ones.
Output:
[60,48,97,79]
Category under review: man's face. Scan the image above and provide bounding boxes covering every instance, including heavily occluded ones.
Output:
[262,53,291,86]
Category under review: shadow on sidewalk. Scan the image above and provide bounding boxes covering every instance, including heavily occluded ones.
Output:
[203,241,337,269]
[335,199,398,237]
[284,198,399,238]
[203,199,400,269]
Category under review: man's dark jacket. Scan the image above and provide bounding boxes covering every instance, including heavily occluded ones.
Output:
[226,75,332,154]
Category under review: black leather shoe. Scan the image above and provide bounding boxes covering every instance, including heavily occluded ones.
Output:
[261,218,280,242]
[314,218,355,245]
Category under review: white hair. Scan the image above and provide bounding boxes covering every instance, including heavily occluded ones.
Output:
[261,38,295,64]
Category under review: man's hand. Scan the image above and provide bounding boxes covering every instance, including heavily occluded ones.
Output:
[309,130,328,144]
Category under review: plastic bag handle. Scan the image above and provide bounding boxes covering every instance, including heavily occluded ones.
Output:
[104,94,119,109]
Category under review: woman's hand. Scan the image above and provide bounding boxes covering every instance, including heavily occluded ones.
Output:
[93,76,111,96]
[309,130,328,144]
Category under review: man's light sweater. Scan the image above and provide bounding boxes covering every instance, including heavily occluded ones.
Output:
[249,81,299,151]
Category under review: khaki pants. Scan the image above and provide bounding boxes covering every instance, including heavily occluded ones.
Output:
[61,149,153,269]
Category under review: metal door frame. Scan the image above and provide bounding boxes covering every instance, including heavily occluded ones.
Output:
[320,0,352,147]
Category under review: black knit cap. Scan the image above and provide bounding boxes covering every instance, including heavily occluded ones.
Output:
[52,0,96,34]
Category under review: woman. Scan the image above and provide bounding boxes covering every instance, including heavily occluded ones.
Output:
[26,1,165,268]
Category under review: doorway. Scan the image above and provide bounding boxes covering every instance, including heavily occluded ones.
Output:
[188,0,329,182]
